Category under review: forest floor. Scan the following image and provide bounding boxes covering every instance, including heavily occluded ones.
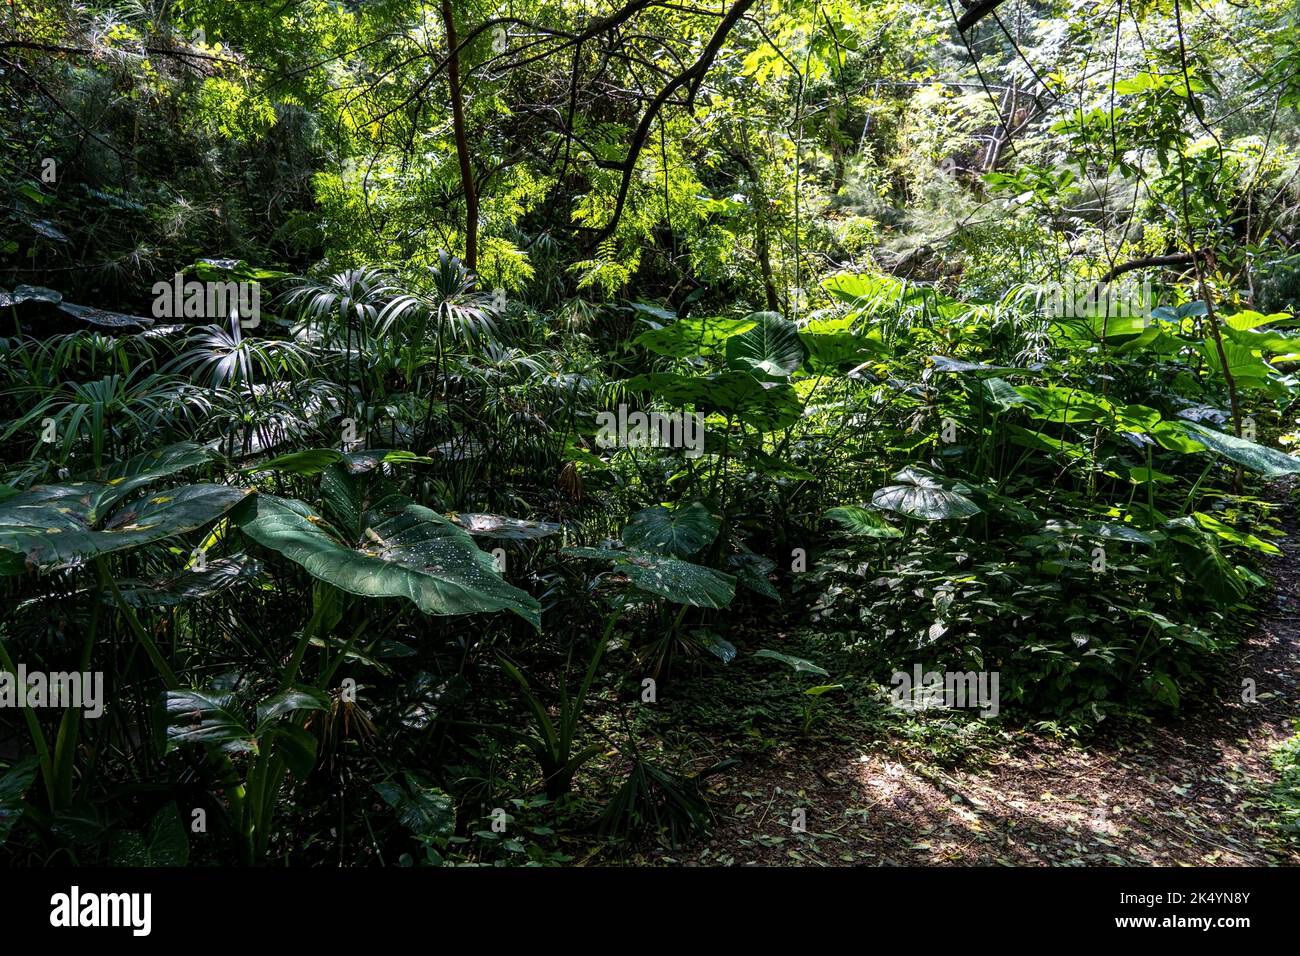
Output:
[627,483,1300,867]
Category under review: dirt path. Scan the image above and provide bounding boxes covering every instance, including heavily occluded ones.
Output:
[662,486,1300,867]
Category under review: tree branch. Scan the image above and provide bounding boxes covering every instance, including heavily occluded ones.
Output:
[1098,253,1196,285]
[589,0,755,245]
[955,0,1010,32]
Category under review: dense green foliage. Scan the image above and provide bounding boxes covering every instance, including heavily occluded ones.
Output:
[1,0,1299,865]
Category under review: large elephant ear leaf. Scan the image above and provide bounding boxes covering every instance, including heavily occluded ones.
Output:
[1015,384,1112,423]
[375,772,455,848]
[243,448,434,477]
[163,689,255,755]
[103,484,252,543]
[871,467,981,520]
[109,803,190,867]
[0,483,250,567]
[320,464,364,539]
[0,284,62,308]
[342,449,434,473]
[728,552,779,600]
[800,329,887,371]
[822,272,907,308]
[725,313,806,379]
[57,302,153,331]
[626,371,802,430]
[626,370,763,412]
[243,448,346,476]
[264,724,319,778]
[114,554,263,608]
[564,546,735,609]
[95,442,217,482]
[73,442,221,519]
[255,686,330,729]
[929,355,1016,376]
[619,551,736,609]
[621,502,719,557]
[740,381,804,432]
[633,315,757,357]
[1181,422,1300,476]
[448,513,563,540]
[754,649,830,676]
[234,495,541,629]
[1165,523,1249,604]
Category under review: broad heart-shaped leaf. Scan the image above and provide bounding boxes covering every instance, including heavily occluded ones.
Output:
[58,302,153,330]
[1181,422,1300,476]
[696,631,737,663]
[725,313,806,379]
[321,464,364,539]
[448,513,563,540]
[727,552,779,601]
[741,445,814,479]
[243,448,343,475]
[625,371,803,431]
[929,355,1016,376]
[61,441,221,524]
[375,772,455,846]
[633,315,757,357]
[1192,511,1281,555]
[1079,520,1156,545]
[563,546,735,609]
[92,441,217,484]
[1113,323,1191,358]
[1202,338,1277,390]
[871,467,981,521]
[113,555,263,608]
[234,495,541,629]
[1164,519,1249,604]
[621,503,720,557]
[342,449,434,473]
[30,219,68,242]
[1223,323,1300,354]
[109,803,189,867]
[983,377,1031,410]
[736,381,805,432]
[164,686,325,773]
[0,284,61,308]
[1055,312,1153,344]
[1014,385,1113,423]
[824,505,902,538]
[800,329,887,371]
[823,272,910,308]
[822,272,966,317]
[1223,309,1294,332]
[0,483,251,568]
[754,649,830,677]
[255,686,330,729]
[0,757,39,847]
[163,689,255,755]
[626,370,762,409]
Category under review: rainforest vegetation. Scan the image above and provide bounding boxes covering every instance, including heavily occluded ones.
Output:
[1,0,1300,868]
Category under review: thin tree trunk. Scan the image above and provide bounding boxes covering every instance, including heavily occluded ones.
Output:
[734,145,780,312]
[828,104,845,195]
[440,0,477,272]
